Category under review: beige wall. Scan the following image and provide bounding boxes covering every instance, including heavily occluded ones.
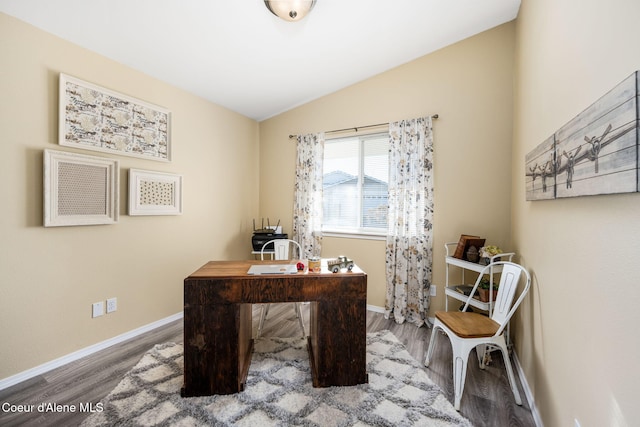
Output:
[512,0,640,425]
[0,13,259,380]
[259,23,516,310]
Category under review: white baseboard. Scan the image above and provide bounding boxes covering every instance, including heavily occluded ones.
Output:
[512,350,544,427]
[0,312,183,391]
[367,304,385,313]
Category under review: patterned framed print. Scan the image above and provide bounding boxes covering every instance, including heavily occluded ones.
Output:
[59,73,171,162]
[128,169,182,216]
[44,149,119,227]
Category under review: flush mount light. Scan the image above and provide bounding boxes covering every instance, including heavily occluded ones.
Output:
[264,0,317,22]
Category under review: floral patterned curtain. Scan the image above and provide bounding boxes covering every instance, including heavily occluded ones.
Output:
[385,117,434,327]
[292,133,324,259]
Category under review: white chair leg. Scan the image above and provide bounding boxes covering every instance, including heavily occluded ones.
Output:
[477,344,488,369]
[294,303,305,337]
[499,341,522,405]
[424,325,441,367]
[451,341,473,411]
[257,304,270,338]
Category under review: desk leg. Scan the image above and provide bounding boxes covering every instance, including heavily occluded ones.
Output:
[308,298,368,387]
[182,302,252,397]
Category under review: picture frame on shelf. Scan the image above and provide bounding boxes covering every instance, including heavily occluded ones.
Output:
[59,73,171,162]
[128,169,182,216]
[453,234,485,261]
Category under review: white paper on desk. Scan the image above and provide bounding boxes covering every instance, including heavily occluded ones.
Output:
[247,264,298,275]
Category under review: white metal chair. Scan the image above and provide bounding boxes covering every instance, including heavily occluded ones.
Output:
[258,239,305,338]
[424,261,531,410]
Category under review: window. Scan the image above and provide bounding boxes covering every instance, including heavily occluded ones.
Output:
[323,132,389,236]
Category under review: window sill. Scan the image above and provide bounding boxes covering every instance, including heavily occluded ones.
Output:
[322,230,387,241]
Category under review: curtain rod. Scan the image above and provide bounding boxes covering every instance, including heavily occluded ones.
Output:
[288,113,439,139]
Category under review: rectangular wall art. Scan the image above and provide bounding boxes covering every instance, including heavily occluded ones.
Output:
[44,149,119,227]
[59,73,171,162]
[526,70,639,200]
[128,169,183,216]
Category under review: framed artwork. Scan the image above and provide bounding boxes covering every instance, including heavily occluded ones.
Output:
[44,149,119,227]
[526,70,639,200]
[59,73,171,162]
[128,169,183,216]
[452,234,485,261]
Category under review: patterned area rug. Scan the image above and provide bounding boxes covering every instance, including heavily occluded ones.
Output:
[81,330,471,426]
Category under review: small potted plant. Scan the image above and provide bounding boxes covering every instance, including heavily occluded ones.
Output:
[479,245,503,265]
[478,278,498,302]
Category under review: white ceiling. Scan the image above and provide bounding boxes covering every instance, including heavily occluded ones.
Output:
[0,0,520,121]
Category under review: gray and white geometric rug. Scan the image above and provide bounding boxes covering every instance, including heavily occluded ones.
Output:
[81,330,472,426]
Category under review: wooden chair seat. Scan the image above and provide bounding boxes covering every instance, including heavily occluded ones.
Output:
[435,311,500,338]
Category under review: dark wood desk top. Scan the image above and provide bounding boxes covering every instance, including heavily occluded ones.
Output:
[186,259,366,279]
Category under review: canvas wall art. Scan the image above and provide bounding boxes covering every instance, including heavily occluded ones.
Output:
[526,71,639,200]
[59,73,171,162]
[525,135,556,201]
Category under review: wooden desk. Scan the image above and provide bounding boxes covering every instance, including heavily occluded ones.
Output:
[181,260,368,397]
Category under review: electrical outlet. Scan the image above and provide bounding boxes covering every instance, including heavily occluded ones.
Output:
[430,286,437,297]
[92,301,104,318]
[106,297,117,313]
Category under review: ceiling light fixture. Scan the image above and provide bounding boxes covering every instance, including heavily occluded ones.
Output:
[264,0,317,22]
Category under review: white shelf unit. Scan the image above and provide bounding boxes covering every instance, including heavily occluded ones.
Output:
[443,242,514,315]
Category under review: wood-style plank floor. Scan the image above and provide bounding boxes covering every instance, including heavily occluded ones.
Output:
[0,304,536,426]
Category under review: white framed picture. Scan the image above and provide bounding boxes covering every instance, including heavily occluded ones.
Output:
[59,73,171,162]
[128,169,183,216]
[44,149,119,227]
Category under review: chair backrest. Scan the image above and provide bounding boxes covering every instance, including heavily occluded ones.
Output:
[465,261,531,336]
[491,262,530,328]
[260,239,302,260]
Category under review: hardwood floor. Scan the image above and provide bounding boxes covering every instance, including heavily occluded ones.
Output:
[0,304,537,426]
